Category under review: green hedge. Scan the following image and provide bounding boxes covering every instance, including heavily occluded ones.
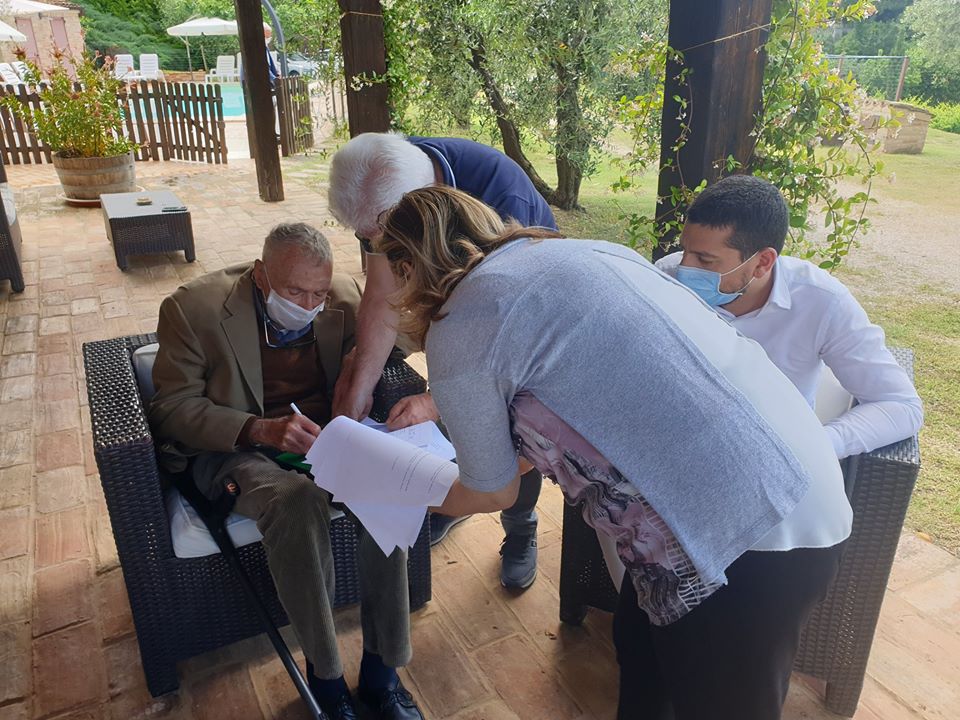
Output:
[929,103,960,134]
[904,99,960,134]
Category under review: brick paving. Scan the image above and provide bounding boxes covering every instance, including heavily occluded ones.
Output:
[0,157,958,719]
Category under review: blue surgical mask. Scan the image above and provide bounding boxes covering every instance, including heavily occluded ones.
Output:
[675,252,758,307]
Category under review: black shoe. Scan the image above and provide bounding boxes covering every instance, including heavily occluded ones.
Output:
[499,531,538,589]
[306,662,358,720]
[429,512,471,546]
[358,676,424,720]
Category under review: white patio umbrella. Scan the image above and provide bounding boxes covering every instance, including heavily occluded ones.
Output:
[166,17,272,77]
[166,17,238,78]
[0,20,27,43]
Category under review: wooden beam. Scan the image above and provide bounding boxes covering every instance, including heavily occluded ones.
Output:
[338,0,390,137]
[235,0,284,201]
[653,0,773,258]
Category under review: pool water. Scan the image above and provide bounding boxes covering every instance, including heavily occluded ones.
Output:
[217,83,246,118]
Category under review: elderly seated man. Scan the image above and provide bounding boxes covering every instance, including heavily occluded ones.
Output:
[148,223,423,720]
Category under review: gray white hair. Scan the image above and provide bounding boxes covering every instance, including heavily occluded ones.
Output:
[327,131,436,236]
[263,222,332,265]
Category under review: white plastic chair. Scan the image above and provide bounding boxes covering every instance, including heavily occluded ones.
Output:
[205,55,238,83]
[0,63,23,85]
[138,54,164,81]
[114,54,139,80]
[11,61,30,82]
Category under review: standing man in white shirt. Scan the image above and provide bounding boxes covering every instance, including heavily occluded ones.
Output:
[656,175,923,459]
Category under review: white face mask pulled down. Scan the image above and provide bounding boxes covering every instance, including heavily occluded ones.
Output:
[262,267,325,332]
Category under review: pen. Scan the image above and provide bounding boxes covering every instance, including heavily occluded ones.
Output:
[290,402,303,416]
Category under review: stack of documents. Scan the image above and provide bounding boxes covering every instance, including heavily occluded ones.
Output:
[305,416,457,555]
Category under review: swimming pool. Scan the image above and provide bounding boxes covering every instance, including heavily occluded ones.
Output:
[216,83,246,118]
[127,82,251,120]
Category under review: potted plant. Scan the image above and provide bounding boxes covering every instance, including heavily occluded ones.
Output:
[0,51,137,204]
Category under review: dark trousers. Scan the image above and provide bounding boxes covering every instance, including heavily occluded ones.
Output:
[500,467,542,535]
[613,544,844,720]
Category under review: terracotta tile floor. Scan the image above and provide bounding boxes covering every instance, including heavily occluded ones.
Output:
[1,158,958,720]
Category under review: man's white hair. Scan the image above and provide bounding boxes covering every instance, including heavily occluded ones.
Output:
[263,222,332,265]
[328,132,435,236]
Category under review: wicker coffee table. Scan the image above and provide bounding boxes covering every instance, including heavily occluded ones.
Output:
[101,190,196,270]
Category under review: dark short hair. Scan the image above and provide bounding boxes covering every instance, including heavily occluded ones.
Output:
[686,175,789,257]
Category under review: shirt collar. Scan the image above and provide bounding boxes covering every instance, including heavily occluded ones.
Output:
[415,142,456,188]
[716,257,791,320]
[253,284,313,345]
[766,258,792,311]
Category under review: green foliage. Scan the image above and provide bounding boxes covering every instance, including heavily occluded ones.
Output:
[903,0,960,58]
[0,53,136,158]
[819,0,911,56]
[819,0,960,103]
[904,99,960,134]
[754,0,888,269]
[614,0,889,269]
[379,0,666,208]
[76,0,340,74]
[75,0,185,68]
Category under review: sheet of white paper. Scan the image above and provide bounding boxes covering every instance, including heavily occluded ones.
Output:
[348,502,427,556]
[307,416,457,508]
[360,417,388,431]
[427,423,456,461]
[358,417,456,461]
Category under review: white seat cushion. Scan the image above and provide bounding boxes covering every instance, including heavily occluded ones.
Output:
[1,183,17,225]
[132,342,159,402]
[166,487,264,558]
[165,486,346,559]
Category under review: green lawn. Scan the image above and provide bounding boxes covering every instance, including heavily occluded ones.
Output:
[868,128,960,209]
[829,130,960,552]
[849,289,960,552]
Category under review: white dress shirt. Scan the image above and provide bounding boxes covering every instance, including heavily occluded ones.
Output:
[657,252,923,459]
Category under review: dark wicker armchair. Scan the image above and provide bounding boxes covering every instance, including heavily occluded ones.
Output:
[558,348,921,717]
[83,333,432,697]
[0,181,25,293]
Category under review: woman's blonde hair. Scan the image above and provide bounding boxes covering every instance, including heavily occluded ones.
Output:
[375,186,561,346]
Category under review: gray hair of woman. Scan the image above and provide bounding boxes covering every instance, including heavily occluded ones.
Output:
[375,185,561,346]
[327,131,436,238]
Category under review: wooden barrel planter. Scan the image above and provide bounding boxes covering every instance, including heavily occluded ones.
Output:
[51,151,136,205]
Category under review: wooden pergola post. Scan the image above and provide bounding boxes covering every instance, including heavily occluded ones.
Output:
[652,0,773,259]
[338,0,391,137]
[235,0,284,201]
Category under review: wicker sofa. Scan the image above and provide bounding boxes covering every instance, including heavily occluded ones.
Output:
[0,180,24,293]
[557,348,921,717]
[83,333,432,697]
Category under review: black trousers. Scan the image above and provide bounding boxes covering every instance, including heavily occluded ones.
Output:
[501,467,542,535]
[613,543,844,720]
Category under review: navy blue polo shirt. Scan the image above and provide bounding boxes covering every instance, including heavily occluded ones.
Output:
[409,137,557,230]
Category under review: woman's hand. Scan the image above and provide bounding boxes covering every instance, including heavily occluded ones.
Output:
[386,392,440,429]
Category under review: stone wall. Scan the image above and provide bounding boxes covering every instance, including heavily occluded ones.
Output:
[884,102,933,155]
[859,99,933,155]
